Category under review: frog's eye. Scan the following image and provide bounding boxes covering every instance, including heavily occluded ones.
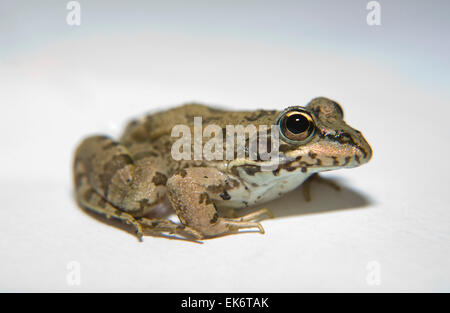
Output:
[278,109,315,144]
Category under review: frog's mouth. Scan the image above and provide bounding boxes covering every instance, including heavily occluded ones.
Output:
[318,129,373,167]
[257,154,295,172]
[269,140,372,174]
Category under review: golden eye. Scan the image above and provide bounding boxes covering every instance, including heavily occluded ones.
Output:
[278,109,315,144]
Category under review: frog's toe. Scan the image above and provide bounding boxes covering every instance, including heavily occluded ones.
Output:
[175,225,204,240]
[212,208,272,236]
[221,220,266,235]
[139,217,204,241]
[229,208,273,222]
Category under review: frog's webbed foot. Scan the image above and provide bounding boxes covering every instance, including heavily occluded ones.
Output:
[302,173,341,201]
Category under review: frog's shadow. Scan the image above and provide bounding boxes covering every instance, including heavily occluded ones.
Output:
[77,176,373,241]
[239,176,373,219]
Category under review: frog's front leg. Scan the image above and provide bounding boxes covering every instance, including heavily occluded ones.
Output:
[73,136,200,240]
[167,167,272,238]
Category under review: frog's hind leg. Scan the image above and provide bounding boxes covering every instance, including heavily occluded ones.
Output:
[74,136,202,241]
[167,167,273,239]
[76,185,146,240]
[76,183,202,241]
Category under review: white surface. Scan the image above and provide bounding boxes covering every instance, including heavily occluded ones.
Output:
[1,0,449,292]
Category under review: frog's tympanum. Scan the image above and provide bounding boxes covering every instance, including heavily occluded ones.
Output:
[73,97,372,241]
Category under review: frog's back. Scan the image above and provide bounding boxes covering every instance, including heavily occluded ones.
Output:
[120,103,279,146]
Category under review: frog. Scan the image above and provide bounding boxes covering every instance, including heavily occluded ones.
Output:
[73,97,372,241]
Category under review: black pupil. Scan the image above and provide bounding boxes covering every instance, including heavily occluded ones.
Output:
[285,113,309,134]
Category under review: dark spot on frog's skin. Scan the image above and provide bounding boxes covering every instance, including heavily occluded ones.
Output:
[331,156,339,166]
[100,154,134,196]
[207,106,224,113]
[96,196,107,208]
[95,135,110,142]
[83,188,95,202]
[139,198,152,210]
[279,144,293,153]
[242,201,249,207]
[74,156,83,167]
[207,184,223,193]
[242,165,261,176]
[339,132,354,144]
[295,155,303,161]
[343,156,351,166]
[204,176,208,179]
[176,169,187,178]
[102,141,119,151]
[152,172,168,186]
[271,158,315,176]
[355,154,361,164]
[313,107,321,116]
[308,151,317,159]
[210,213,219,224]
[202,116,222,124]
[133,150,159,161]
[199,192,213,205]
[130,130,149,143]
[75,172,86,187]
[128,119,139,127]
[244,111,265,122]
[315,158,322,166]
[229,179,240,189]
[199,193,206,204]
[219,190,231,200]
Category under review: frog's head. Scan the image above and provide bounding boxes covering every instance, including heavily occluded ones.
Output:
[274,97,372,173]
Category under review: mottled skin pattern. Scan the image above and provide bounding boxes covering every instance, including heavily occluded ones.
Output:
[73,97,372,241]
